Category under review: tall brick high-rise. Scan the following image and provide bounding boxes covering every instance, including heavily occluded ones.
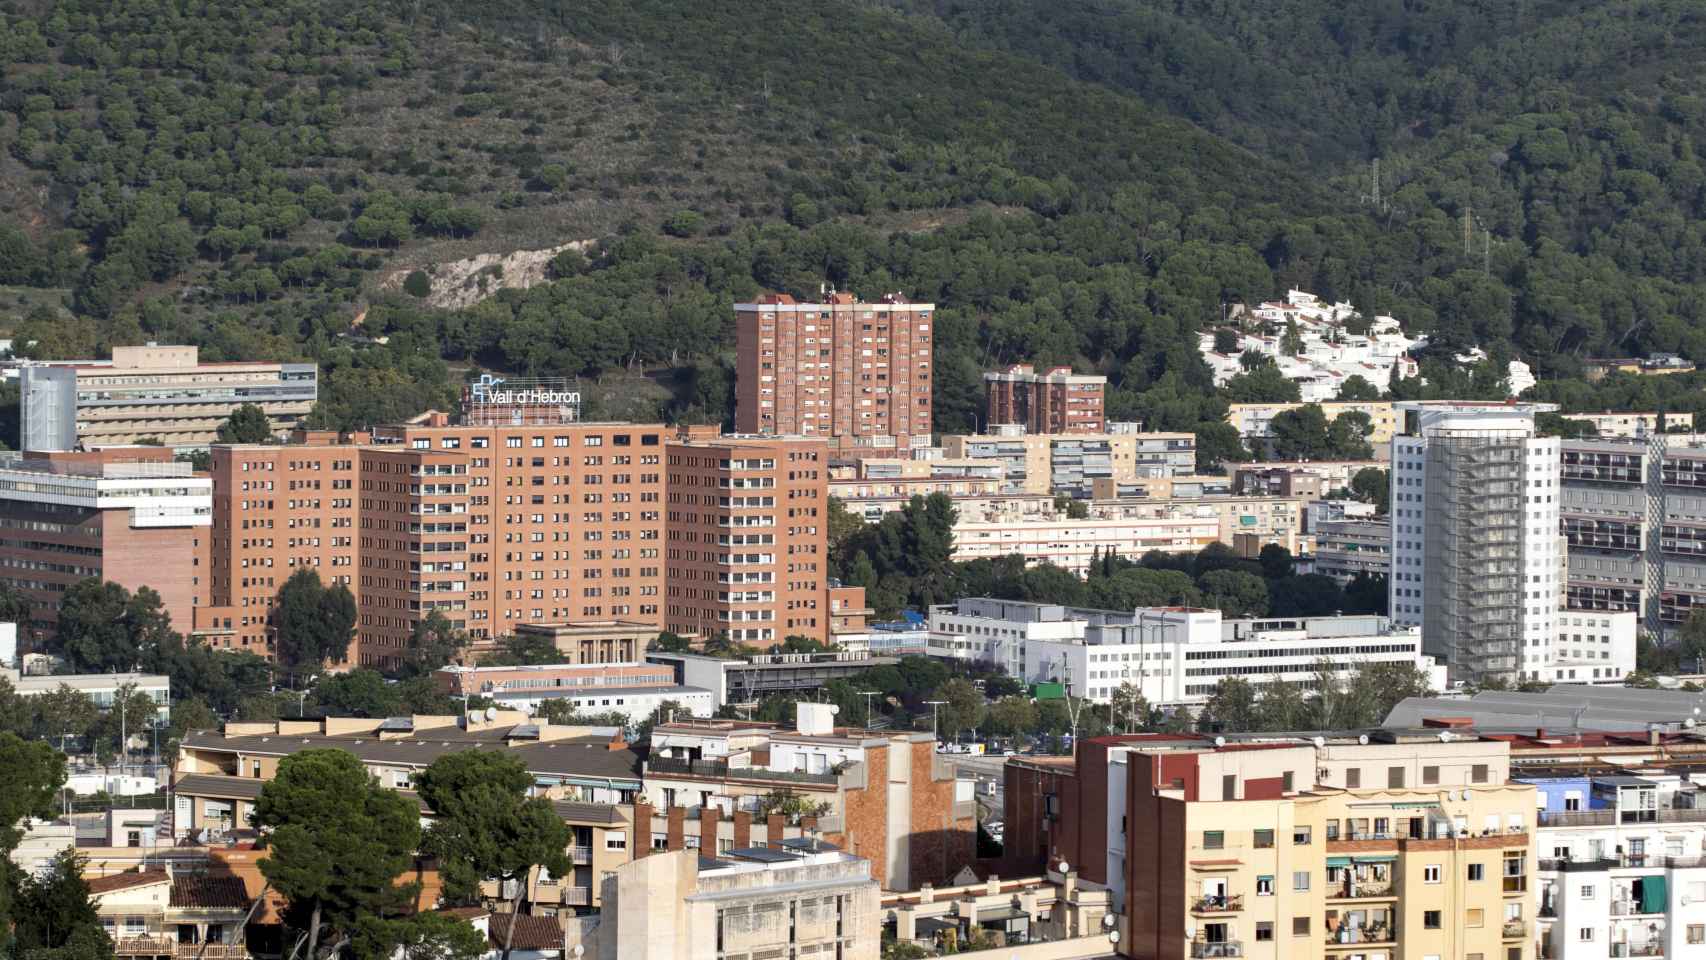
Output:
[983,363,1107,434]
[734,292,935,454]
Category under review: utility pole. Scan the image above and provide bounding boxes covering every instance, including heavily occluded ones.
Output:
[858,690,881,729]
[1061,653,1084,757]
[924,700,947,744]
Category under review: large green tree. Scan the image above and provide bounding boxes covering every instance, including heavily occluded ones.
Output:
[252,750,422,960]
[274,570,357,680]
[215,403,274,444]
[414,752,570,960]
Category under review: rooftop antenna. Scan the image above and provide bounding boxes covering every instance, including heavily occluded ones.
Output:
[1462,207,1473,255]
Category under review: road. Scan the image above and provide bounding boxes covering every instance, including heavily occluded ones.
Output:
[949,754,1012,822]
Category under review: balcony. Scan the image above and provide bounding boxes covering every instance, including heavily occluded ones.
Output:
[1329,883,1396,900]
[1609,944,1664,958]
[115,938,177,957]
[1190,894,1244,915]
[564,886,591,907]
[1190,941,1243,958]
[1504,921,1528,939]
[1504,876,1528,894]
[567,845,592,865]
[1326,926,1395,947]
[1538,808,1706,828]
[115,942,248,960]
[646,756,839,786]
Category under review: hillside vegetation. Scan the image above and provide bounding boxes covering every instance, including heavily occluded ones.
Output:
[2,0,1706,444]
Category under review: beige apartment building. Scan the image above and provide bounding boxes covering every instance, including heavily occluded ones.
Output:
[942,427,1197,495]
[18,344,317,451]
[588,847,881,960]
[734,292,935,453]
[1226,401,1399,457]
[1005,731,1536,960]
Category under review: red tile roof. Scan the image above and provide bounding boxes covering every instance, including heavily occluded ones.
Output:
[170,875,251,910]
[487,914,564,951]
[87,870,168,895]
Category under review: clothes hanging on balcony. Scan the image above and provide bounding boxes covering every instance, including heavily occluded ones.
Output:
[1639,875,1667,915]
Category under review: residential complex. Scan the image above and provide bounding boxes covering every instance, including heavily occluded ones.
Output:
[1560,435,1706,630]
[1389,401,1562,684]
[1227,401,1401,455]
[733,292,934,453]
[1310,518,1391,583]
[983,363,1107,434]
[927,599,1444,707]
[1203,290,1420,401]
[951,513,1222,574]
[1003,731,1535,960]
[1582,355,1696,380]
[641,704,976,890]
[1570,411,1694,438]
[17,344,317,451]
[0,448,211,644]
[941,425,1196,495]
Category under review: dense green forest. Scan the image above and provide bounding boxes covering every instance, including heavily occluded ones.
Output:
[3,0,1706,446]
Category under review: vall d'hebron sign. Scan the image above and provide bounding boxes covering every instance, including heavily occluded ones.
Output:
[463,375,582,424]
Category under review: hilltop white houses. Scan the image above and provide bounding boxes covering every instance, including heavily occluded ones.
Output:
[1200,290,1420,401]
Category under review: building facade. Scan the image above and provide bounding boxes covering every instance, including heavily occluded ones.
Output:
[19,344,317,451]
[1311,519,1391,583]
[0,449,211,645]
[1390,402,1562,684]
[1004,732,1535,960]
[433,662,714,721]
[941,427,1196,495]
[733,292,934,453]
[1226,402,1401,457]
[983,364,1107,434]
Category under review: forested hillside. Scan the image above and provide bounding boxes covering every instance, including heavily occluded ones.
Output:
[2,0,1705,444]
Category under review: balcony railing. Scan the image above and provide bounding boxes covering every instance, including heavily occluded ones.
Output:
[1504,921,1528,938]
[564,886,591,906]
[1330,883,1395,900]
[115,941,248,960]
[1538,808,1706,828]
[1503,876,1528,893]
[646,756,840,785]
[1190,894,1244,914]
[1326,926,1394,946]
[1609,943,1664,958]
[115,938,176,957]
[567,845,592,864]
[1190,941,1243,958]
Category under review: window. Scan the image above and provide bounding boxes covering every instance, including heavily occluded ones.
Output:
[1282,771,1294,792]
[1388,766,1405,788]
[1466,909,1484,928]
[1423,765,1439,785]
[1469,863,1485,881]
[1424,910,1442,930]
[1345,767,1361,789]
[1579,885,1595,900]
[1292,917,1310,937]
[1424,865,1442,884]
[1473,763,1489,784]
[1687,925,1704,945]
[1256,922,1274,942]
[1293,871,1310,891]
[605,831,627,850]
[1203,830,1225,850]
[1253,829,1274,849]
[1256,876,1274,896]
[1293,825,1312,845]
[1222,774,1236,801]
[1578,928,1595,942]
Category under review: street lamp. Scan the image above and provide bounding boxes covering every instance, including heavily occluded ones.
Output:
[858,691,881,729]
[296,675,319,718]
[924,700,948,744]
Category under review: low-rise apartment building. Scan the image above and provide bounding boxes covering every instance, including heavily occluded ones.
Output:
[640,704,976,890]
[929,599,1444,708]
[1226,402,1400,457]
[7,669,170,723]
[1004,731,1535,960]
[587,847,881,960]
[88,869,253,959]
[941,426,1196,495]
[951,513,1221,573]
[885,867,1116,954]
[984,364,1108,435]
[1571,411,1694,438]
[1310,519,1392,583]
[432,662,714,721]
[0,448,211,644]
[17,343,317,451]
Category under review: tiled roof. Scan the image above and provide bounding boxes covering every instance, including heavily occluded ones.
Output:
[87,870,168,895]
[172,773,266,800]
[487,913,564,951]
[180,731,643,781]
[170,875,251,910]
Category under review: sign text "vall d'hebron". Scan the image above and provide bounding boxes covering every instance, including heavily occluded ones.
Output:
[481,388,581,405]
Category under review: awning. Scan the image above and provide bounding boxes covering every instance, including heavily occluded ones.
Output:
[1355,854,1398,863]
[1640,875,1668,915]
[1189,859,1242,871]
[1327,857,1354,868]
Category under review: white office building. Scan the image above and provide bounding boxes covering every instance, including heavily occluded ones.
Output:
[927,598,1444,708]
[1389,401,1563,685]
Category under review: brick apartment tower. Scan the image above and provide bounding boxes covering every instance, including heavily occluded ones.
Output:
[202,420,862,667]
[734,292,935,453]
[664,435,838,645]
[983,363,1107,434]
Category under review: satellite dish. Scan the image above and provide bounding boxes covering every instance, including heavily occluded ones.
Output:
[570,948,585,959]
[1312,736,1325,748]
[1108,930,1121,944]
[1102,914,1117,929]
[1059,861,1071,874]
[484,706,498,721]
[1213,736,1226,748]
[1358,734,1369,745]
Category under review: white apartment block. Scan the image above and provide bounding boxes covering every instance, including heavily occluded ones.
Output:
[1528,772,1706,960]
[928,598,1444,708]
[1541,610,1638,685]
[1390,402,1563,686]
[950,514,1220,574]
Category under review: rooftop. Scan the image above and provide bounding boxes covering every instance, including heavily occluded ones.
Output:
[181,726,643,782]
[1384,684,1706,734]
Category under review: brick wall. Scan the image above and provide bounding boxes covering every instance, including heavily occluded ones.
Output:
[832,741,890,886]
